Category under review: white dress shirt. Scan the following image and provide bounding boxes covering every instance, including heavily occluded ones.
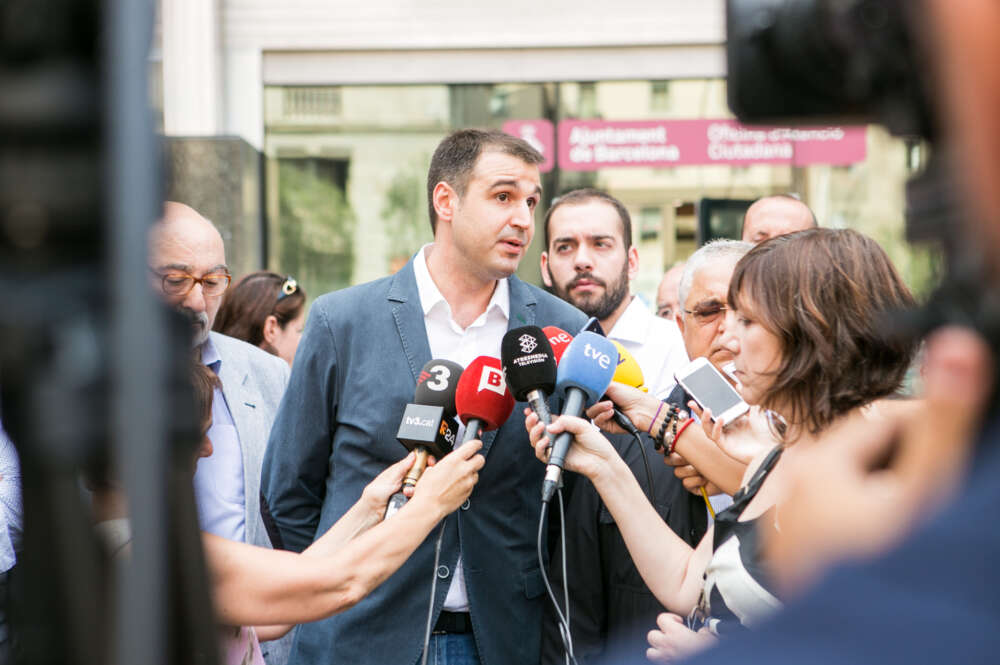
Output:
[413,244,510,612]
[608,296,689,399]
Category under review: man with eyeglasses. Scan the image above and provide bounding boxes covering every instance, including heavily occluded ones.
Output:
[541,188,688,398]
[149,202,292,665]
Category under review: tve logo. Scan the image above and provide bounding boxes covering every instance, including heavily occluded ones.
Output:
[584,343,612,370]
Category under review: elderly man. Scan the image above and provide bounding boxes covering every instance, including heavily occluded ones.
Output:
[541,188,688,398]
[149,202,291,664]
[656,262,685,320]
[261,130,585,665]
[740,195,816,244]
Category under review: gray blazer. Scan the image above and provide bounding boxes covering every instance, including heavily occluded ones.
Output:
[209,331,291,664]
[260,260,586,665]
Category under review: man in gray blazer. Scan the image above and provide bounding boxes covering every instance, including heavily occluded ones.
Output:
[261,130,586,665]
[150,202,291,664]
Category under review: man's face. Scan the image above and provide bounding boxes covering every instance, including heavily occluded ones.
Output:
[541,199,637,321]
[656,264,685,319]
[444,150,541,281]
[741,198,815,244]
[675,259,737,370]
[149,215,228,347]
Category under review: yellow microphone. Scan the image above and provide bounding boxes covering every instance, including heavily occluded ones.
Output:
[611,341,648,392]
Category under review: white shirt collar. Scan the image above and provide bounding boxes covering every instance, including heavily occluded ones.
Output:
[412,243,510,325]
[608,296,653,345]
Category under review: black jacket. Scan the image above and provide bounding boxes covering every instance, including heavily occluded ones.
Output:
[540,425,708,665]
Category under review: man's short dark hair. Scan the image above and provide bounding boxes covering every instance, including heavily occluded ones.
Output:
[426,129,544,233]
[543,188,633,251]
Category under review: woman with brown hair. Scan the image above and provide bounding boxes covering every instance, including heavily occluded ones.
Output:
[213,272,306,366]
[526,229,917,661]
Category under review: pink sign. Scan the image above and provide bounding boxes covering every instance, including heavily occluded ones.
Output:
[557,119,866,171]
[502,119,555,173]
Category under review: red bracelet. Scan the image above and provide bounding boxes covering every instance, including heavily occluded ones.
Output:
[669,418,696,455]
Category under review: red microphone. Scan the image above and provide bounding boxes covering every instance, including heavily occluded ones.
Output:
[454,356,515,443]
[542,326,574,364]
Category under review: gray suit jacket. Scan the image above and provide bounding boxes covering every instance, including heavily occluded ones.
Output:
[260,260,586,665]
[209,331,291,664]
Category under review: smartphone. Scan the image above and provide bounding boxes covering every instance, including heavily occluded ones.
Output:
[674,357,749,426]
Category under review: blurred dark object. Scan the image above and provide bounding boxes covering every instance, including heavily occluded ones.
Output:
[0,1,217,664]
[726,0,935,138]
[726,0,1000,374]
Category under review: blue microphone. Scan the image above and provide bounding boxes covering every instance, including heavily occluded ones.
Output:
[541,332,619,503]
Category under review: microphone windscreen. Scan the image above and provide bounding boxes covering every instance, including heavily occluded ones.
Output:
[415,359,464,416]
[454,356,515,432]
[555,332,619,405]
[542,326,574,364]
[501,326,557,401]
[610,341,648,392]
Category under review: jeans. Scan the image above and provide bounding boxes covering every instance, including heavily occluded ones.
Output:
[424,633,480,665]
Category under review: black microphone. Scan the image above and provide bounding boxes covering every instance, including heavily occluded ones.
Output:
[501,326,557,427]
[385,359,463,519]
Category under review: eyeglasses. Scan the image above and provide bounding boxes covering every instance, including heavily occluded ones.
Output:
[153,270,231,297]
[276,276,298,302]
[683,302,727,323]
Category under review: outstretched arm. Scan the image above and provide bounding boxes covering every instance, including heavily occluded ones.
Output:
[207,440,485,628]
[527,412,713,615]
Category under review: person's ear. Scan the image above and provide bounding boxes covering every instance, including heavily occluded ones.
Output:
[540,252,553,288]
[675,310,685,334]
[432,182,458,230]
[626,245,640,282]
[262,314,281,347]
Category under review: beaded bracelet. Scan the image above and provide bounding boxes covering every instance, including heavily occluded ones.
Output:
[654,404,678,450]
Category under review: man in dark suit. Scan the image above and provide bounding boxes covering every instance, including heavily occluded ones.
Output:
[261,129,586,665]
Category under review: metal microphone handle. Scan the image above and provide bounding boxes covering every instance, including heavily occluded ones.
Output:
[526,388,552,427]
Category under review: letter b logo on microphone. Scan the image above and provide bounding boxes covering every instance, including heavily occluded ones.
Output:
[478,365,506,396]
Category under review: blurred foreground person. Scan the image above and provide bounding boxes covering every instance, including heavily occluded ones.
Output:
[685,1,1000,663]
[91,362,484,665]
[528,229,916,662]
[214,272,307,367]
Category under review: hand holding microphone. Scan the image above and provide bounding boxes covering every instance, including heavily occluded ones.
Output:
[540,331,619,503]
[409,440,486,520]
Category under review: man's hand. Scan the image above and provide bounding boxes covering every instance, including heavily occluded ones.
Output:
[587,382,661,435]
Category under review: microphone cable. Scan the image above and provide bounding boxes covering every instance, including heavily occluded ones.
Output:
[420,517,448,665]
[537,491,579,665]
[622,430,656,503]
